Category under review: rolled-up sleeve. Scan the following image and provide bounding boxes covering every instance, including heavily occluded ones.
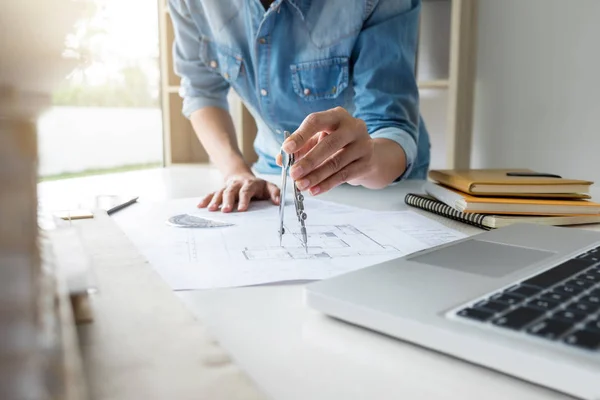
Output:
[168,0,230,117]
[351,0,422,180]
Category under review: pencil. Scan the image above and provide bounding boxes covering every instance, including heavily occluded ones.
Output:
[107,197,139,215]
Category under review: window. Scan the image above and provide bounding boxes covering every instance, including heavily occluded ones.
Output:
[37,0,163,181]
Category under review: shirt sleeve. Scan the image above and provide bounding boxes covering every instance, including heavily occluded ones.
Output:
[168,0,230,117]
[351,0,422,181]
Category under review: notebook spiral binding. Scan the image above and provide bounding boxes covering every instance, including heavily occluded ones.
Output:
[404,193,492,230]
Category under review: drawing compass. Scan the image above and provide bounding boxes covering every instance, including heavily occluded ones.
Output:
[278,131,308,252]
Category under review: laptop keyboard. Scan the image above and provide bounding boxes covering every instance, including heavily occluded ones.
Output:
[455,245,600,351]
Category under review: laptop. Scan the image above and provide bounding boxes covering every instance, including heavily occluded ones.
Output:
[305,223,600,399]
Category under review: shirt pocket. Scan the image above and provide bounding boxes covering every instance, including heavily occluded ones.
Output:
[199,36,243,83]
[290,57,349,101]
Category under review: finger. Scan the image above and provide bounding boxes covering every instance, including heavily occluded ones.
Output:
[277,134,320,170]
[308,159,368,196]
[282,107,346,153]
[295,142,364,191]
[266,182,280,205]
[222,181,242,213]
[197,192,214,208]
[290,126,355,180]
[293,133,321,161]
[237,181,258,212]
[207,189,224,212]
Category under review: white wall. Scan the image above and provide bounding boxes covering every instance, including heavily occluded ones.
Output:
[471,0,600,184]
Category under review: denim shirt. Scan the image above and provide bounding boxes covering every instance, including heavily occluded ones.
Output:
[169,0,430,179]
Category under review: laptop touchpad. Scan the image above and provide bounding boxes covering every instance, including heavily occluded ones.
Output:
[408,239,555,277]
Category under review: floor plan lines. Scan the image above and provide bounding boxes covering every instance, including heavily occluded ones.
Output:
[242,224,400,260]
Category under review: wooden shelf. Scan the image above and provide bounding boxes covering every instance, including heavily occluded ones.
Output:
[417,0,478,169]
[159,0,208,165]
[446,0,478,170]
[158,11,179,88]
[164,92,209,164]
[418,79,450,89]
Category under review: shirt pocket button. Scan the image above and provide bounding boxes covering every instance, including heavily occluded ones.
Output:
[290,56,349,101]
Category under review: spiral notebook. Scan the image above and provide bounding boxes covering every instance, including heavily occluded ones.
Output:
[404,193,600,230]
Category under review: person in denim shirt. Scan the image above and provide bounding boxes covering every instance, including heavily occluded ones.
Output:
[169,0,431,212]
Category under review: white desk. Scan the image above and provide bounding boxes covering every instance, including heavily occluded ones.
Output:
[39,166,600,400]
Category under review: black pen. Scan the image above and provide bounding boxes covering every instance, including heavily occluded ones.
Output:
[107,197,139,215]
[506,172,562,178]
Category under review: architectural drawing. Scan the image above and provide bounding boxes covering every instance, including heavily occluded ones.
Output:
[242,224,400,260]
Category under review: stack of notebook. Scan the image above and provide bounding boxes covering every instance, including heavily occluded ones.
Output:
[405,168,600,230]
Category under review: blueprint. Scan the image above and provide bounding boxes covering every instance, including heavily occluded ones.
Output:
[115,197,467,290]
[242,224,400,260]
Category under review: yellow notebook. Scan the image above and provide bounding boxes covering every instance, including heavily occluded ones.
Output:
[428,168,592,198]
[424,182,600,215]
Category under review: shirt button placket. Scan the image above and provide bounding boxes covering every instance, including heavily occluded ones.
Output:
[258,34,269,102]
[256,15,274,122]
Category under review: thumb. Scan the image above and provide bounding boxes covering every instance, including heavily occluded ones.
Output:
[266,182,281,205]
[282,108,341,153]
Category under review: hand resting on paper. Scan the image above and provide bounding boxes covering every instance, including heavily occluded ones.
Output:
[197,173,280,213]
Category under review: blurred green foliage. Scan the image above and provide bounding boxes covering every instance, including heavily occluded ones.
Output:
[52,65,159,108]
[54,0,159,108]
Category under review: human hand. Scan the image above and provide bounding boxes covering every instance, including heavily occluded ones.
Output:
[276,107,376,195]
[198,173,280,212]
